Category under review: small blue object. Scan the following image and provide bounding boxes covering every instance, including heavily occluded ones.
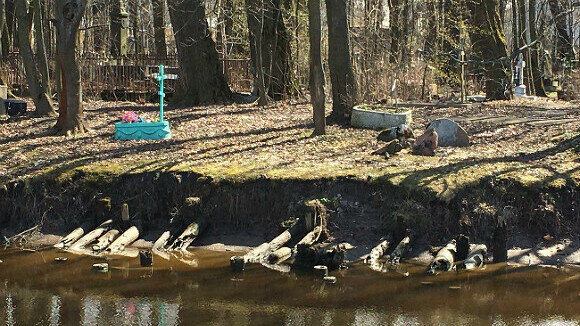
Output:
[115,64,171,140]
[114,121,171,140]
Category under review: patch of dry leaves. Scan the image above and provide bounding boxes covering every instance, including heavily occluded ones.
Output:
[0,98,578,198]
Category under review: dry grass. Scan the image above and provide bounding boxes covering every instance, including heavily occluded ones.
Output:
[1,98,578,200]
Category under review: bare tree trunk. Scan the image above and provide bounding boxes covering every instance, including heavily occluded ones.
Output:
[151,0,167,57]
[33,0,50,95]
[0,0,5,58]
[54,0,88,135]
[110,0,127,56]
[389,0,401,63]
[529,0,546,96]
[547,0,575,65]
[468,0,510,100]
[15,0,56,116]
[326,0,356,122]
[308,0,325,135]
[167,0,231,104]
[246,0,291,103]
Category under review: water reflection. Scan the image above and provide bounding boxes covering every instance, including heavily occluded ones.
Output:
[0,248,577,325]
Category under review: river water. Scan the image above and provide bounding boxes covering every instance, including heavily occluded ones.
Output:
[0,248,578,325]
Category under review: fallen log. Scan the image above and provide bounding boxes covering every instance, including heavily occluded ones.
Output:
[267,247,292,264]
[295,226,324,247]
[69,220,113,250]
[367,240,389,272]
[168,219,205,252]
[92,229,120,251]
[295,242,352,270]
[54,221,95,249]
[464,244,487,270]
[152,231,172,251]
[427,240,456,274]
[244,222,306,263]
[390,236,410,264]
[105,226,140,253]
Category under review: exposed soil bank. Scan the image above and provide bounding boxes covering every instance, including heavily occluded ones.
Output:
[0,171,578,263]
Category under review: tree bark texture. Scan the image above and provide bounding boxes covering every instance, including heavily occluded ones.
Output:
[308,0,325,135]
[468,0,510,100]
[326,0,356,121]
[168,0,231,105]
[246,0,292,103]
[152,0,167,57]
[15,0,56,116]
[54,0,88,135]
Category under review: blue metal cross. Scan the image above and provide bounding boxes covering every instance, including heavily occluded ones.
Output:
[156,65,167,122]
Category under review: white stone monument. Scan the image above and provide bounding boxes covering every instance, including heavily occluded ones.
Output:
[0,85,7,116]
[514,53,527,98]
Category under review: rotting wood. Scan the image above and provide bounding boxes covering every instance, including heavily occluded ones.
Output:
[367,240,389,272]
[54,221,94,249]
[295,242,351,270]
[390,236,410,264]
[456,234,469,262]
[427,240,456,274]
[244,222,306,263]
[92,229,120,251]
[230,256,245,272]
[464,244,487,270]
[168,219,205,252]
[105,226,140,253]
[267,247,292,264]
[69,220,113,250]
[295,225,324,247]
[152,231,172,251]
[121,203,130,221]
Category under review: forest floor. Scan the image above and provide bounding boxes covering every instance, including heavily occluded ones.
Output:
[1,98,579,200]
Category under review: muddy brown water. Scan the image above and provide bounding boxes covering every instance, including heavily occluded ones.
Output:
[0,248,578,325]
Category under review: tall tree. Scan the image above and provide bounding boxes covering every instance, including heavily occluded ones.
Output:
[0,0,5,57]
[529,0,546,95]
[389,0,401,63]
[152,0,167,57]
[54,0,88,135]
[167,0,231,105]
[468,0,510,99]
[308,0,325,135]
[326,0,356,122]
[15,0,56,116]
[246,0,291,103]
[110,0,128,56]
[547,0,575,64]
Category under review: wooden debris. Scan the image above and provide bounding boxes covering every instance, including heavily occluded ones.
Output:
[69,220,113,250]
[152,231,172,251]
[296,226,324,247]
[230,256,245,272]
[295,242,351,270]
[244,222,305,263]
[390,236,410,264]
[121,203,130,221]
[267,247,292,264]
[367,240,389,272]
[168,219,205,251]
[54,222,94,249]
[106,226,140,253]
[493,208,510,263]
[456,234,470,262]
[92,263,109,272]
[427,240,456,274]
[139,250,153,267]
[464,244,487,270]
[92,229,120,251]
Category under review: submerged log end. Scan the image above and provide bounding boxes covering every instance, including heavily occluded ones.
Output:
[230,256,245,272]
